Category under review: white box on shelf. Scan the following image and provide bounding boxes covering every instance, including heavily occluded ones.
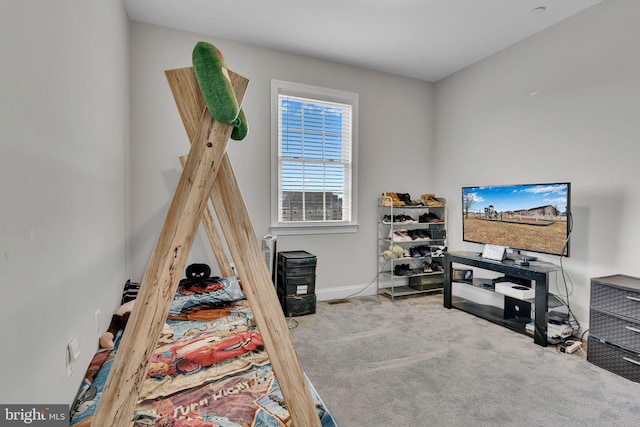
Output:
[494,282,534,300]
[452,282,504,308]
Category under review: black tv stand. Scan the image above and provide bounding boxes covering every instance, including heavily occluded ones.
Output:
[444,251,561,347]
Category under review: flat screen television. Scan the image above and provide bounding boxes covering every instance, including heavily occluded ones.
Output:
[462,182,571,259]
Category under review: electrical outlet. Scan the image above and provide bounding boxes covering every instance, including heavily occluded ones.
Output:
[66,337,80,379]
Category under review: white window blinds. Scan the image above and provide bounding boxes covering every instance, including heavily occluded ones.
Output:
[277,94,353,224]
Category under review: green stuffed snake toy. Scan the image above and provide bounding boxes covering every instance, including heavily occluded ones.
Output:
[192,41,248,141]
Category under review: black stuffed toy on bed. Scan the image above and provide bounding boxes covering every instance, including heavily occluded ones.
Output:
[98,263,243,349]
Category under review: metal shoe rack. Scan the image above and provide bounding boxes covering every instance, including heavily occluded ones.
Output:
[377,195,447,299]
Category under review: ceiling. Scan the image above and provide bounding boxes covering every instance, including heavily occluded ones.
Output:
[123,0,603,82]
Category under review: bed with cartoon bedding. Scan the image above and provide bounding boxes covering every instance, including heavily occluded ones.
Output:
[70,266,337,427]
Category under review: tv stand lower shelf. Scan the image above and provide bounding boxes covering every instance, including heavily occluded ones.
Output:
[444,251,561,347]
[450,295,530,335]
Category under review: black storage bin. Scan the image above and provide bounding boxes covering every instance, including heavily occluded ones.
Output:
[587,336,640,383]
[281,265,315,277]
[276,250,317,316]
[590,309,640,351]
[588,274,640,383]
[283,294,317,317]
[408,273,444,291]
[278,251,317,275]
[278,250,317,266]
[431,229,447,240]
[277,273,316,296]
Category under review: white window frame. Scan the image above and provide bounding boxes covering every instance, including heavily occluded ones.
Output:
[270,80,359,235]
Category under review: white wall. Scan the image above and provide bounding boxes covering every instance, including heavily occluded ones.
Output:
[0,1,129,404]
[433,0,640,327]
[128,22,434,299]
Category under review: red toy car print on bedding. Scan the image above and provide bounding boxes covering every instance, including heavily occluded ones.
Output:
[147,331,264,379]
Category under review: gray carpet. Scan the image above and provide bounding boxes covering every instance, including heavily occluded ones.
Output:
[290,294,640,427]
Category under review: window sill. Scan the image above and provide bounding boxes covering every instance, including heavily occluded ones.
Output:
[270,223,359,236]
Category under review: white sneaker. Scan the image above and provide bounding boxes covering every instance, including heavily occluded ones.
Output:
[388,229,412,242]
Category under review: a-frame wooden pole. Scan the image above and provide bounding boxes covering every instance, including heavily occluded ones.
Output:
[170,68,234,277]
[179,155,234,277]
[166,67,321,427]
[210,155,322,427]
[92,72,248,427]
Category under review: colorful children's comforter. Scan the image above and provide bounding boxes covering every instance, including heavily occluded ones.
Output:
[70,287,337,427]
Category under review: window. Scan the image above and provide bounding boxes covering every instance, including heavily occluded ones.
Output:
[271,80,358,234]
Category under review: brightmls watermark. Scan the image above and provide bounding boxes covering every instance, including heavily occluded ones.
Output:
[1,405,67,426]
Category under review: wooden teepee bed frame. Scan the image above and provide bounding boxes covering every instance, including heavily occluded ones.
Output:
[91,67,321,427]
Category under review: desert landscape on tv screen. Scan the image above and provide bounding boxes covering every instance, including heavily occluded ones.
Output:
[462,184,569,255]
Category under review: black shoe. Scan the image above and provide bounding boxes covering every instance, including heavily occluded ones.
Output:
[419,212,442,223]
[394,264,412,276]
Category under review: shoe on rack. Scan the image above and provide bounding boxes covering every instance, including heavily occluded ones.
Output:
[397,193,423,207]
[394,264,412,276]
[397,214,417,224]
[430,245,447,257]
[398,229,412,241]
[396,193,413,206]
[382,192,405,206]
[410,245,432,258]
[420,194,444,207]
[419,212,443,223]
[421,262,433,273]
[409,229,431,240]
[388,229,412,242]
